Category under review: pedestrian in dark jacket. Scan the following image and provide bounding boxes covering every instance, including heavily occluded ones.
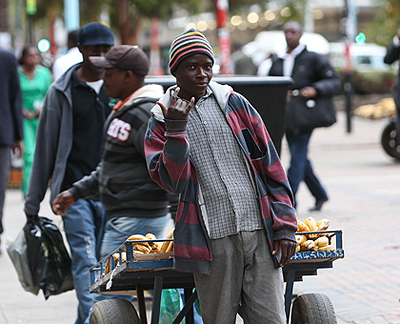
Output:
[53,45,172,258]
[145,28,297,324]
[384,26,400,143]
[269,21,341,211]
[24,22,114,324]
[0,48,23,253]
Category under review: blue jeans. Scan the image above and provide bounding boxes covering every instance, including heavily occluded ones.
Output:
[62,199,107,324]
[286,130,328,206]
[100,215,170,258]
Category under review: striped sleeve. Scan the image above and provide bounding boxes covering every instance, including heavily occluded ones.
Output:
[145,116,192,194]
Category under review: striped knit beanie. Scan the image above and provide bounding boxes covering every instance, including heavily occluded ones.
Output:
[169,28,214,74]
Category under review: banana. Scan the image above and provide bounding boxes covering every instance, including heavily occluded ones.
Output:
[133,244,151,254]
[318,245,334,251]
[295,245,300,253]
[151,242,163,253]
[146,233,157,240]
[127,234,147,241]
[316,218,330,231]
[310,236,329,249]
[126,234,150,248]
[160,240,171,253]
[296,234,307,246]
[166,241,174,252]
[160,230,174,253]
[297,220,310,233]
[305,217,318,238]
[145,233,159,251]
[304,217,317,231]
[301,239,315,251]
[104,258,111,275]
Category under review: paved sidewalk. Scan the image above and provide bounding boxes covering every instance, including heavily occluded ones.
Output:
[0,110,399,323]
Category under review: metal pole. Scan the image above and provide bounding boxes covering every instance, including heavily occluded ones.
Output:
[64,0,80,31]
[343,0,357,133]
[27,14,34,45]
[214,0,232,74]
[303,0,314,33]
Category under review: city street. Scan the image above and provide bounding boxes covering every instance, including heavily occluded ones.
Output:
[0,109,399,323]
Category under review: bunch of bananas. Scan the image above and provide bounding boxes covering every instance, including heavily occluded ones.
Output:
[125,230,174,254]
[354,97,396,120]
[295,217,333,253]
[104,230,174,275]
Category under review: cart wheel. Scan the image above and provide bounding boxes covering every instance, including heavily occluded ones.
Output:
[291,293,337,324]
[381,121,400,160]
[90,299,141,324]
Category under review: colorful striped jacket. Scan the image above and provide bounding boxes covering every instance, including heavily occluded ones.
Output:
[145,81,297,275]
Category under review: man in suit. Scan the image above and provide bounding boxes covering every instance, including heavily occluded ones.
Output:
[0,48,23,254]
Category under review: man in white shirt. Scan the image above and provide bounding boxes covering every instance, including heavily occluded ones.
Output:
[52,29,83,80]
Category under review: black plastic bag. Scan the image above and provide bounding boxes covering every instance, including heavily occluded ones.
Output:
[23,216,74,299]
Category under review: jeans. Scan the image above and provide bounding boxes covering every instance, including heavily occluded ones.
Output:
[286,130,328,206]
[83,215,171,324]
[62,198,107,324]
[100,215,170,258]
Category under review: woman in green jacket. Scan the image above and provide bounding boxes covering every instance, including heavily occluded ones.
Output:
[18,45,52,196]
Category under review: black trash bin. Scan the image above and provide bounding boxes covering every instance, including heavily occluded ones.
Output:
[145,75,292,156]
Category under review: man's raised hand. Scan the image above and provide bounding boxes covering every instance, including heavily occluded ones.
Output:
[158,87,195,120]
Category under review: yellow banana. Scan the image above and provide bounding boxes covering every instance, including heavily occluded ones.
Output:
[310,236,329,249]
[304,217,317,231]
[301,239,315,251]
[160,240,171,253]
[104,258,111,275]
[127,234,147,241]
[133,244,151,254]
[166,241,174,252]
[297,220,310,233]
[146,233,157,240]
[318,245,334,251]
[316,218,330,231]
[126,234,150,248]
[151,242,163,253]
[305,217,318,238]
[160,230,174,253]
[146,233,159,251]
[295,245,300,253]
[296,234,307,246]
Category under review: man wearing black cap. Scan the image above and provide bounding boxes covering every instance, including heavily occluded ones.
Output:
[24,22,114,324]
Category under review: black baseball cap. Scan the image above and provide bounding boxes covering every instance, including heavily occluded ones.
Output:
[89,45,149,76]
[78,22,114,46]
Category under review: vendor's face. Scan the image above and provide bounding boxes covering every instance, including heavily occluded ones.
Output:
[103,68,126,99]
[174,54,213,102]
